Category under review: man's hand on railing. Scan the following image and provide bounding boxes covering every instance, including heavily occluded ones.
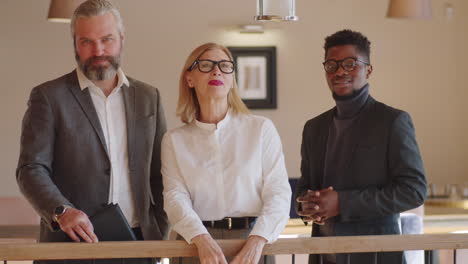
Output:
[296,187,339,224]
[56,208,98,243]
[192,233,228,264]
[229,235,267,264]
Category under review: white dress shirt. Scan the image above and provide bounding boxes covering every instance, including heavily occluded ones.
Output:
[162,111,291,243]
[76,67,138,227]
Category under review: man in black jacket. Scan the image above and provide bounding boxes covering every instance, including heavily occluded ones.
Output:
[295,29,427,264]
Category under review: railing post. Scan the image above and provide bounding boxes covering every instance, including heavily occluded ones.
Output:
[424,250,432,264]
[291,254,295,264]
[454,249,457,264]
[346,253,351,264]
[373,252,378,264]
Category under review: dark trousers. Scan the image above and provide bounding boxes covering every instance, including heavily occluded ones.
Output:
[309,215,406,264]
[309,251,405,264]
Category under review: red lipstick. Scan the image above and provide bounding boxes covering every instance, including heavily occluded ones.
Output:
[208,80,224,86]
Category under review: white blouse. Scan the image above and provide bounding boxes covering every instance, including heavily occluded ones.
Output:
[162,111,291,243]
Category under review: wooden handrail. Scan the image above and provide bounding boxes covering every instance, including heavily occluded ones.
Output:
[1,234,468,260]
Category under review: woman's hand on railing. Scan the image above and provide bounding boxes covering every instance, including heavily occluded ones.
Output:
[192,233,228,264]
[229,235,267,264]
[57,208,98,243]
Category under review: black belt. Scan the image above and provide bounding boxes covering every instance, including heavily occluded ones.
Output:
[202,217,256,230]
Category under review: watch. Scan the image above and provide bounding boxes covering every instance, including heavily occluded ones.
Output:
[53,205,72,222]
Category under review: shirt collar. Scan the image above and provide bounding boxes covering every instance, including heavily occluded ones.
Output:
[194,109,232,131]
[334,84,370,119]
[76,67,129,91]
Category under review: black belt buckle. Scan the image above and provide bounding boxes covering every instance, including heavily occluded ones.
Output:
[226,217,255,229]
[212,219,230,229]
[203,217,256,230]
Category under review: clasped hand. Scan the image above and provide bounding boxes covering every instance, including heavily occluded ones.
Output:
[192,234,267,264]
[296,186,340,224]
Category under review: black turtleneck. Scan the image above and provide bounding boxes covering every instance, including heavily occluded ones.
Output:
[318,84,370,243]
[334,83,369,119]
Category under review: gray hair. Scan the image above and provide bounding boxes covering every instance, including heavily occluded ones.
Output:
[70,0,125,38]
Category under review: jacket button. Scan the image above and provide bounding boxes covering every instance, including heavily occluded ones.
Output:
[104,168,111,175]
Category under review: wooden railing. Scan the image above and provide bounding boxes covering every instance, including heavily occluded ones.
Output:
[1,234,468,261]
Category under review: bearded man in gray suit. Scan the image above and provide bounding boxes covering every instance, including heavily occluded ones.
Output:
[295,29,427,264]
[16,0,167,261]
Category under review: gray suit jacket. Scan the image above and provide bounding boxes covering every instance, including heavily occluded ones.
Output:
[17,70,168,242]
[295,96,427,264]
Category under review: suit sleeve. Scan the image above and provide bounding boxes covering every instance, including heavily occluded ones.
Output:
[150,88,169,239]
[338,112,427,222]
[16,86,73,230]
[294,121,313,214]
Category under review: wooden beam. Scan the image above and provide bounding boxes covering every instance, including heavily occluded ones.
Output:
[0,226,38,239]
[1,234,468,260]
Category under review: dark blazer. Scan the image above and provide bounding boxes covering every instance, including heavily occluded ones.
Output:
[295,96,426,264]
[16,70,168,243]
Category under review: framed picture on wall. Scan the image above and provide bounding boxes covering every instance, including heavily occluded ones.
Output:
[227,47,277,109]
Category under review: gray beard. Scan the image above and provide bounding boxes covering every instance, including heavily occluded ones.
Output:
[76,53,121,81]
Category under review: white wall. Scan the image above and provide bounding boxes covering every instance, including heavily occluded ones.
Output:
[1,0,467,196]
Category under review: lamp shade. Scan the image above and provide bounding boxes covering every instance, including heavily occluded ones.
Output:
[387,0,432,19]
[48,0,85,23]
[255,0,298,21]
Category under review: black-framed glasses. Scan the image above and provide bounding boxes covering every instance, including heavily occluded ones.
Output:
[188,59,235,74]
[322,57,370,74]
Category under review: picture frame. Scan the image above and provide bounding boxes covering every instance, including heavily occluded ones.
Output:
[227,47,277,109]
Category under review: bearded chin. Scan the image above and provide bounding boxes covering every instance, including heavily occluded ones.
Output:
[76,53,121,81]
[86,63,118,81]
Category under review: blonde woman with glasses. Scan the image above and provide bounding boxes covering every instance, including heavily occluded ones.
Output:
[162,43,291,264]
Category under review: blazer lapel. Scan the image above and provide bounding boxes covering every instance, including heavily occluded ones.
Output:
[67,71,109,156]
[122,81,143,213]
[122,82,136,172]
[318,110,334,189]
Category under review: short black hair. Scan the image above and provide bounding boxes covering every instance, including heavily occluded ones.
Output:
[324,29,371,62]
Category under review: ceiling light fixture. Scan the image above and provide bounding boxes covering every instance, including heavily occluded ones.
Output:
[387,0,432,19]
[255,0,299,22]
[240,25,265,33]
[48,0,85,23]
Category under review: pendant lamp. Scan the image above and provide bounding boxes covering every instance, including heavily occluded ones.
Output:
[255,0,299,21]
[48,0,85,23]
[387,0,432,19]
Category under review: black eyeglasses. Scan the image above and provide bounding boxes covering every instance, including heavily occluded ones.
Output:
[188,59,235,74]
[322,57,370,73]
